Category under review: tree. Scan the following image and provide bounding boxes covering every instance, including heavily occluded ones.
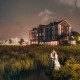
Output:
[19,38,25,45]
[9,39,13,44]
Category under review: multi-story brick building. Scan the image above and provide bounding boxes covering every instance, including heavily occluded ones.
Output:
[29,20,72,45]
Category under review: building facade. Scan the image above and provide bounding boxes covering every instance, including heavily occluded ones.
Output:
[29,20,72,45]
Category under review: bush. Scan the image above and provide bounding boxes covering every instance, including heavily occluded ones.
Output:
[52,57,80,80]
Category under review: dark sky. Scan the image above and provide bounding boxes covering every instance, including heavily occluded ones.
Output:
[0,0,80,40]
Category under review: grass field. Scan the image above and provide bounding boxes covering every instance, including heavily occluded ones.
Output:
[0,45,80,80]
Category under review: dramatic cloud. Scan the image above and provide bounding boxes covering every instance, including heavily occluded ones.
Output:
[55,0,80,7]
[38,9,54,24]
[0,0,80,40]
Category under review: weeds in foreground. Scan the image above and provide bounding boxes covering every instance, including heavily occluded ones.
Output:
[0,45,80,80]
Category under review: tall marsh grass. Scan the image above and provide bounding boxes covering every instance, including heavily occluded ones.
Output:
[0,45,80,80]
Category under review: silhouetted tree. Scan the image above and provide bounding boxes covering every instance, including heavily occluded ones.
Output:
[71,31,80,36]
[9,39,12,44]
[19,38,25,44]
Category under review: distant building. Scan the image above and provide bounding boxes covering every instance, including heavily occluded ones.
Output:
[29,20,72,45]
[68,40,76,46]
[1,38,20,45]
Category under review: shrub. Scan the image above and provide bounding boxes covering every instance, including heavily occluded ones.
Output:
[52,57,80,80]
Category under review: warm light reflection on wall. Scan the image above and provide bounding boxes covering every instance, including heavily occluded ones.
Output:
[39,41,58,46]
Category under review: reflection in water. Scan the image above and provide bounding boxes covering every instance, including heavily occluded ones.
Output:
[19,71,50,80]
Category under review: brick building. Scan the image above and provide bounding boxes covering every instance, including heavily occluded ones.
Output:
[29,20,72,45]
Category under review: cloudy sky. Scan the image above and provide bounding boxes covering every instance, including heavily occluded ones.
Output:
[0,0,80,40]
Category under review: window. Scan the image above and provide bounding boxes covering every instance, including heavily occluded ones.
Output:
[61,26,63,29]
